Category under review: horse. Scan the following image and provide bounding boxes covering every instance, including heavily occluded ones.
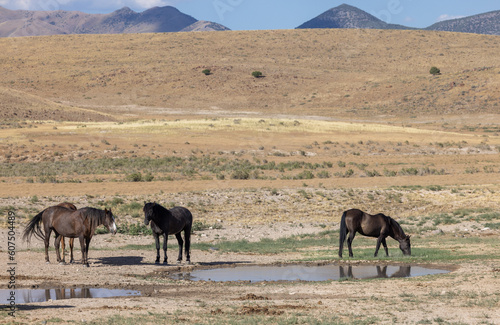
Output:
[143,202,193,265]
[338,208,411,258]
[22,203,76,263]
[24,207,117,267]
[55,202,77,263]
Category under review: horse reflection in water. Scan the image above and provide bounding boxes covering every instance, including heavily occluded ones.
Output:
[43,288,92,301]
[339,265,412,279]
[21,288,93,303]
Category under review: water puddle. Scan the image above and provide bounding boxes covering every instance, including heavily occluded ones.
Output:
[171,264,450,282]
[0,288,141,304]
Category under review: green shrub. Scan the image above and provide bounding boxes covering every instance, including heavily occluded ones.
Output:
[430,66,441,75]
[202,69,211,75]
[252,71,263,78]
[144,173,154,182]
[231,169,250,180]
[118,222,152,236]
[317,170,330,179]
[295,170,314,180]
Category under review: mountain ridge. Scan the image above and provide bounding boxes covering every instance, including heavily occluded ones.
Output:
[296,3,500,35]
[426,9,500,35]
[297,4,414,30]
[0,5,229,37]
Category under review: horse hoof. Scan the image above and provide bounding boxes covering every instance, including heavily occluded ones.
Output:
[59,262,66,265]
[84,264,90,268]
[155,261,160,265]
[186,261,191,265]
[46,261,50,264]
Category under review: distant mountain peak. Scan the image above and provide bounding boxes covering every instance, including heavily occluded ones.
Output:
[181,20,230,32]
[296,4,500,35]
[0,5,230,37]
[296,4,409,30]
[115,7,135,14]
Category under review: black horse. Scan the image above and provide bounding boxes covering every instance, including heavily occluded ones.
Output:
[143,202,193,265]
[338,209,411,258]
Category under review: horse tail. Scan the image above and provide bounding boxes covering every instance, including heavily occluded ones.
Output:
[23,209,45,242]
[338,210,348,257]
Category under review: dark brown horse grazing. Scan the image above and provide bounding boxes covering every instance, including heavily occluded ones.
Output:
[338,209,411,258]
[143,202,192,265]
[24,207,117,267]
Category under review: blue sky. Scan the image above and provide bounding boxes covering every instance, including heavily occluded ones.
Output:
[1,0,499,30]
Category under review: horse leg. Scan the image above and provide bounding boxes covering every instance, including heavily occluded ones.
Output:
[84,237,91,267]
[69,238,75,263]
[78,236,86,266]
[381,238,389,257]
[153,233,160,264]
[162,233,168,264]
[347,232,356,257]
[61,237,66,262]
[54,234,63,263]
[184,229,191,264]
[175,233,184,263]
[44,229,52,263]
[374,236,386,257]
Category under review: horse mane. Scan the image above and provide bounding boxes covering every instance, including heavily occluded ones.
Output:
[388,216,406,237]
[145,203,170,223]
[82,207,107,233]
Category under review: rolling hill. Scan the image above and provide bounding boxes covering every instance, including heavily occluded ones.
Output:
[1,29,498,122]
[0,5,229,37]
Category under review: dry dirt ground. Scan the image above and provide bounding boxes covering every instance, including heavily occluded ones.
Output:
[1,219,499,325]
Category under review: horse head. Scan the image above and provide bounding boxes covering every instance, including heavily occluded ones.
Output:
[399,235,411,256]
[143,202,156,226]
[104,208,117,235]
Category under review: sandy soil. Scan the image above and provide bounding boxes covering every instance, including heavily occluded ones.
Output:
[1,224,499,325]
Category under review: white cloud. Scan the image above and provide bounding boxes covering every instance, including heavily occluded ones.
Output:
[436,14,465,22]
[134,0,170,8]
[0,0,179,11]
[404,16,414,23]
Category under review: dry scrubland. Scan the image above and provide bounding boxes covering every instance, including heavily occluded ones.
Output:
[0,29,499,324]
[1,29,500,119]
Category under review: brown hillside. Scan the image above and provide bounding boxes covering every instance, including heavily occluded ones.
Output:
[0,86,114,122]
[0,29,499,121]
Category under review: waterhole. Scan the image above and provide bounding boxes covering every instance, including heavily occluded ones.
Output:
[171,264,450,282]
[1,287,141,304]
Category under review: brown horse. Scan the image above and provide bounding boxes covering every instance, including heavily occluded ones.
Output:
[338,209,411,258]
[55,202,77,263]
[24,207,117,267]
[143,202,192,265]
[22,203,76,263]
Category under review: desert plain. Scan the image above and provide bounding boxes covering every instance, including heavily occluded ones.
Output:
[0,28,499,324]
